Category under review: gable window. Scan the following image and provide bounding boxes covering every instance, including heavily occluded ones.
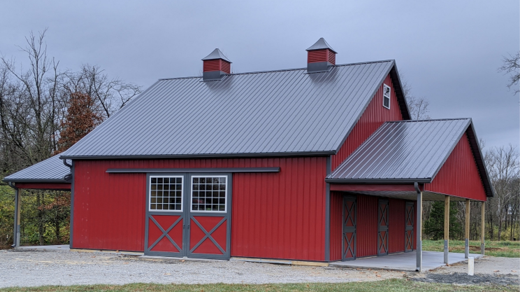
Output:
[383,84,391,109]
[149,176,183,211]
[191,176,227,212]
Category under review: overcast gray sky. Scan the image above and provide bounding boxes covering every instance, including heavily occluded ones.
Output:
[1,1,519,152]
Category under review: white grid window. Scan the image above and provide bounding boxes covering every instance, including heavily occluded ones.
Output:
[149,176,183,211]
[191,176,227,212]
[383,84,391,109]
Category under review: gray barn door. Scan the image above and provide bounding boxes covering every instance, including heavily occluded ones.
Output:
[405,202,414,252]
[342,196,357,261]
[377,199,389,256]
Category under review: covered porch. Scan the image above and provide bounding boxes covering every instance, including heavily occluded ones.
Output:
[326,119,494,272]
[331,251,483,272]
[3,155,72,247]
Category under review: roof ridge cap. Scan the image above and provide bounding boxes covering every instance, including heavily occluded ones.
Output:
[385,118,471,123]
[158,59,396,81]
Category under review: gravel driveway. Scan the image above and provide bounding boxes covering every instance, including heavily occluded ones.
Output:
[0,249,404,288]
[0,249,518,288]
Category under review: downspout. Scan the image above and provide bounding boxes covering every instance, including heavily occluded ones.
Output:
[62,159,72,182]
[414,182,422,272]
[61,158,74,248]
[7,182,20,248]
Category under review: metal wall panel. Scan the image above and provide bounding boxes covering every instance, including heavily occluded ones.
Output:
[388,199,406,253]
[355,194,378,257]
[425,133,487,201]
[329,192,343,261]
[331,74,404,170]
[72,157,327,261]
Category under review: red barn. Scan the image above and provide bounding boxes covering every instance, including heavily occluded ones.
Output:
[4,38,493,270]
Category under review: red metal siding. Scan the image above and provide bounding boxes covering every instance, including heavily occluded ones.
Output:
[329,192,343,261]
[356,194,378,257]
[331,74,404,170]
[73,157,327,261]
[307,49,328,63]
[203,59,230,73]
[425,133,487,201]
[328,50,336,65]
[388,199,405,253]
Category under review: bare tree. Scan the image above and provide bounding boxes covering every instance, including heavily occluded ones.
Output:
[400,72,430,120]
[484,145,520,241]
[499,52,520,94]
[63,65,141,118]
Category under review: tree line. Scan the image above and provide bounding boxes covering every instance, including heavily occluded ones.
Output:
[0,30,141,247]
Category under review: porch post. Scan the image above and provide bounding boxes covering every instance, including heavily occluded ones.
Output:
[12,188,21,247]
[481,201,485,255]
[416,188,422,272]
[444,195,450,265]
[465,199,470,258]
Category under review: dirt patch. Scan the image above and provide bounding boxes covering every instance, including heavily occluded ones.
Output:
[410,272,519,286]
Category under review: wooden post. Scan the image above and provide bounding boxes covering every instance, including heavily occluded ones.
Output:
[465,199,470,258]
[481,201,485,255]
[444,195,450,264]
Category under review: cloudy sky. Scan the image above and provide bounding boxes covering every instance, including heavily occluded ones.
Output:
[1,1,519,152]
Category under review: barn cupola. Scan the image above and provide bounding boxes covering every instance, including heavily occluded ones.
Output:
[306,38,337,73]
[202,48,232,81]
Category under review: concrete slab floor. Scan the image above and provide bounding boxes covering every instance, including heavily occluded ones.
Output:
[329,251,483,272]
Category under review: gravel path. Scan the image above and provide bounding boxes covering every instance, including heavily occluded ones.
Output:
[0,249,404,288]
[0,249,518,288]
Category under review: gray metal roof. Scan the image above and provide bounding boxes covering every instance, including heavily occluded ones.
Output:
[306,38,337,53]
[326,118,494,197]
[61,60,406,159]
[3,155,70,183]
[202,48,231,62]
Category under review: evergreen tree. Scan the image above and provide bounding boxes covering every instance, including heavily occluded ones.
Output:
[424,201,462,240]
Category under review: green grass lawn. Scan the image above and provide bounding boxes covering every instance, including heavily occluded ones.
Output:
[0,280,518,292]
[422,239,520,257]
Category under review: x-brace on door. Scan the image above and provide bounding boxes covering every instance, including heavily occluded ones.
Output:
[144,173,232,259]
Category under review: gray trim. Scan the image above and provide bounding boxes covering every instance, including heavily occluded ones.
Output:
[326,178,432,184]
[187,172,232,260]
[342,195,357,261]
[107,167,280,174]
[307,62,333,73]
[325,157,331,262]
[377,198,389,256]
[144,172,232,260]
[69,161,75,248]
[203,71,227,81]
[405,201,414,252]
[466,124,495,197]
[60,152,335,160]
[144,173,185,257]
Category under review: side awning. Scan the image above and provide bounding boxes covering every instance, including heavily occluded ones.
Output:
[327,118,494,202]
[3,155,71,190]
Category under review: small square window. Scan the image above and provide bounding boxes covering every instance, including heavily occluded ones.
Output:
[191,176,227,212]
[149,176,183,212]
[383,84,391,109]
